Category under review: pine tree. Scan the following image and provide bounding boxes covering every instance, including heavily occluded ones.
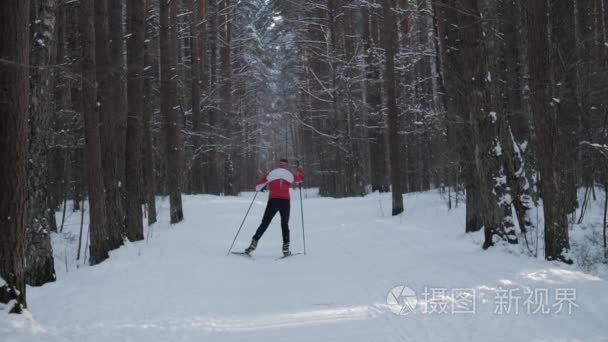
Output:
[26,0,57,286]
[382,0,404,215]
[125,0,145,241]
[160,0,184,223]
[81,0,112,266]
[0,0,31,314]
[527,0,571,262]
[95,0,124,250]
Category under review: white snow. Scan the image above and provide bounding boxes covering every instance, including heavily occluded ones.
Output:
[489,111,497,123]
[493,140,503,156]
[1,190,608,341]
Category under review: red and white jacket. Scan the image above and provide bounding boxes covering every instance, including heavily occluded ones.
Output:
[255,167,304,200]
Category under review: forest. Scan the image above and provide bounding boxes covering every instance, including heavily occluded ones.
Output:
[1,1,608,337]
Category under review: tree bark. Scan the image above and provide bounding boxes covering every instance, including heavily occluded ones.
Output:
[107,0,128,237]
[95,0,124,250]
[220,0,237,195]
[364,3,389,193]
[0,0,31,314]
[142,0,157,225]
[205,0,220,195]
[433,0,478,229]
[160,0,184,223]
[81,0,111,266]
[125,0,145,241]
[527,0,571,262]
[382,0,404,215]
[26,0,57,286]
[189,0,204,194]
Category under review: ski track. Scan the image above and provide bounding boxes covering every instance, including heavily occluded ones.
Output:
[2,191,608,342]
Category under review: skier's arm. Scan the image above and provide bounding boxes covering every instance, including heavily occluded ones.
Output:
[255,173,269,191]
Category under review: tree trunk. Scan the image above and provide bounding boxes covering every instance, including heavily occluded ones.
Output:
[26,0,57,287]
[220,0,237,195]
[189,0,204,194]
[125,0,145,241]
[95,0,124,250]
[142,0,157,225]
[526,0,571,262]
[433,0,480,231]
[551,0,579,217]
[107,0,128,237]
[81,0,111,266]
[364,3,389,193]
[205,0,220,195]
[382,0,404,215]
[0,0,31,314]
[160,0,184,223]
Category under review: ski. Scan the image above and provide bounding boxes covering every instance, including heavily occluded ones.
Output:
[231,251,302,260]
[230,251,253,258]
[276,252,302,260]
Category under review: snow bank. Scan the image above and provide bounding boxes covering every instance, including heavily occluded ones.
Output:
[569,187,608,278]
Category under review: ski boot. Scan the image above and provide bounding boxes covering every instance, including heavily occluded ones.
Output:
[244,239,257,256]
[282,243,292,257]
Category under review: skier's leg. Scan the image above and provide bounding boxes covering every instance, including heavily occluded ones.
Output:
[246,199,279,253]
[278,199,291,254]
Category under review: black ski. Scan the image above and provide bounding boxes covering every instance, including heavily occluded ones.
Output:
[231,251,252,258]
[276,252,302,260]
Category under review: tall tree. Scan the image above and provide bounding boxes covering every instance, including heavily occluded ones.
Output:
[527,0,571,262]
[81,0,111,265]
[364,2,389,193]
[189,0,204,193]
[107,0,128,237]
[142,0,158,225]
[220,0,237,195]
[433,0,468,213]
[382,0,404,215]
[125,0,145,240]
[205,0,221,195]
[95,0,124,250]
[26,0,57,286]
[0,0,31,314]
[160,0,184,223]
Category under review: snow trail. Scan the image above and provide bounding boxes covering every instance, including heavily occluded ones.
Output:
[2,191,608,341]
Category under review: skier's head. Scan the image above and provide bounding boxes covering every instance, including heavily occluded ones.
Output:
[278,158,289,169]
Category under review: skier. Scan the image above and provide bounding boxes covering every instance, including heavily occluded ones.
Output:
[244,159,304,257]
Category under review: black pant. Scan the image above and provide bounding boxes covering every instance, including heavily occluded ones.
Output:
[252,198,290,245]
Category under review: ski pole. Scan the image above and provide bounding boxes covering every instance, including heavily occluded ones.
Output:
[299,183,306,255]
[227,190,259,255]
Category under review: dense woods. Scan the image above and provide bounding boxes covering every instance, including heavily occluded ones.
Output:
[1,0,607,314]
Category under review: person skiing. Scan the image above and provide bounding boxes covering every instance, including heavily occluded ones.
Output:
[244,158,304,257]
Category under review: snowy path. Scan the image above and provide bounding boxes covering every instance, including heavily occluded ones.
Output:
[3,191,608,341]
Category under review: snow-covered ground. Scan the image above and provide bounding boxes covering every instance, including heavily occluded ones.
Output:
[2,190,608,341]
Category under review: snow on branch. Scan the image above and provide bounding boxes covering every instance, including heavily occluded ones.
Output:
[580,141,608,162]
